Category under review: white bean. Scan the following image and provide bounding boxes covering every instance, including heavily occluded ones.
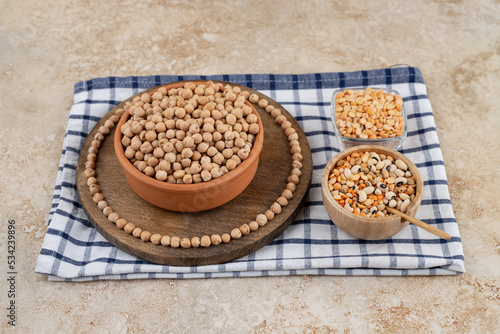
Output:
[395,159,408,171]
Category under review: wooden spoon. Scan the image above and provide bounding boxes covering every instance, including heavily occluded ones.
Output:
[386,207,451,240]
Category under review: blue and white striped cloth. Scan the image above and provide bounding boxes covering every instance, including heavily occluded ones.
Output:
[36,66,465,281]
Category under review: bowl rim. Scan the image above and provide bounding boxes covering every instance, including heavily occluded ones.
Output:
[114,81,264,193]
[321,144,423,223]
[330,86,408,143]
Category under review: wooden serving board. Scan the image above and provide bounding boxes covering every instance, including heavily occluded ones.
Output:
[76,81,313,266]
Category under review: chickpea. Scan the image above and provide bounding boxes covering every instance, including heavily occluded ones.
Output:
[221,233,231,243]
[281,121,292,131]
[256,214,268,226]
[271,108,281,118]
[187,237,200,248]
[239,224,251,235]
[214,140,225,151]
[183,174,193,184]
[86,168,96,178]
[89,184,101,195]
[116,218,127,230]
[226,114,237,126]
[160,235,171,246]
[265,105,274,113]
[200,235,211,247]
[249,221,259,231]
[291,145,301,154]
[124,223,135,234]
[226,159,237,171]
[170,236,180,248]
[141,231,152,242]
[108,212,119,223]
[93,192,104,204]
[246,114,258,124]
[277,196,288,207]
[286,182,297,192]
[207,146,218,157]
[288,174,300,185]
[275,115,287,125]
[211,234,222,246]
[271,202,282,214]
[97,200,108,211]
[156,170,168,181]
[85,160,96,170]
[282,189,293,200]
[132,227,143,238]
[249,93,259,104]
[201,170,212,182]
[87,153,97,162]
[144,166,155,176]
[180,238,191,248]
[292,153,303,162]
[249,123,260,134]
[120,82,264,188]
[212,152,224,165]
[230,228,242,239]
[285,127,296,137]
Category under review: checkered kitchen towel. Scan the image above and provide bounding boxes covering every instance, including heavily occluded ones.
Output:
[36,66,465,281]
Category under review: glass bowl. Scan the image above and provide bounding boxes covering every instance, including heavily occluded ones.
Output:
[330,87,407,150]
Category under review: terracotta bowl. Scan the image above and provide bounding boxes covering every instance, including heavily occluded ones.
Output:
[114,82,264,212]
[321,145,423,240]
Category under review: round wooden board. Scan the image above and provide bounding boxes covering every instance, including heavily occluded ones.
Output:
[76,81,313,266]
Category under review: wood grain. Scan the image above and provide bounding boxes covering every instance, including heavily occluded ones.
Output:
[76,81,313,266]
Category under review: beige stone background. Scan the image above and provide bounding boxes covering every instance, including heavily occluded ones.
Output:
[1,0,499,333]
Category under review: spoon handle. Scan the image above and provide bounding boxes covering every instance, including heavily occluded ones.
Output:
[386,207,451,240]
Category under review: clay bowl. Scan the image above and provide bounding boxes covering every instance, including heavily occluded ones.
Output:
[114,81,264,212]
[321,145,423,240]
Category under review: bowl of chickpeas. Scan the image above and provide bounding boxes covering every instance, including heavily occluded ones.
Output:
[114,81,264,212]
[331,87,407,150]
[321,145,423,240]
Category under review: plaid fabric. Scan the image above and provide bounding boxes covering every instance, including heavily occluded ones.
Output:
[35,67,465,281]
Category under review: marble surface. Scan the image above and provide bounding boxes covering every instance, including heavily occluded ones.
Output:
[1,0,499,333]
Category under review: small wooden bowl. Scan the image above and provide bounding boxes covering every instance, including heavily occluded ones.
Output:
[321,145,423,240]
[114,82,264,212]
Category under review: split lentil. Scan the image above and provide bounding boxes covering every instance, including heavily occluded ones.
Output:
[334,88,404,140]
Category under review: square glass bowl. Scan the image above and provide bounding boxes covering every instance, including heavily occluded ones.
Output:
[330,87,407,150]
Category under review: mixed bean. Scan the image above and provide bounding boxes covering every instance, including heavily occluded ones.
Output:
[327,151,416,217]
[334,88,405,139]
